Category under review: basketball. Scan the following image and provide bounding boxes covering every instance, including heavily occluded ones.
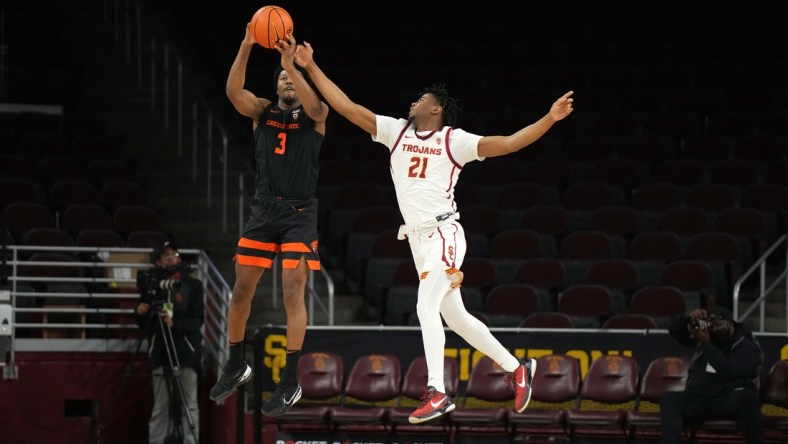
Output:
[250,5,293,49]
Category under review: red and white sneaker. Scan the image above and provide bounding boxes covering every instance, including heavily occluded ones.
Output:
[510,357,537,413]
[408,386,455,424]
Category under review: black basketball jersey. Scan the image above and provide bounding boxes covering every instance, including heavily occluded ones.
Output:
[253,103,323,199]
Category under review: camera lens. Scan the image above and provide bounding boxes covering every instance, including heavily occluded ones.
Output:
[158,279,182,290]
[689,318,709,331]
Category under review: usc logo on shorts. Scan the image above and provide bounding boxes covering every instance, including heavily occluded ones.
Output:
[447,246,455,261]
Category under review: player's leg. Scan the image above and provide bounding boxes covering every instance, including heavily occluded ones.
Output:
[208,262,265,402]
[409,268,457,424]
[409,223,458,424]
[437,222,536,413]
[440,291,536,412]
[210,203,276,401]
[229,262,266,344]
[281,261,309,347]
[262,197,319,416]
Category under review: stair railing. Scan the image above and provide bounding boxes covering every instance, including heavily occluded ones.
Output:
[1,245,231,381]
[733,235,788,333]
[109,0,230,233]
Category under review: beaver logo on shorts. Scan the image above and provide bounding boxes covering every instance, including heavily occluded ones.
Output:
[310,240,319,253]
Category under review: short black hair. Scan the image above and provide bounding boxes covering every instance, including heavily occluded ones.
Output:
[419,83,460,128]
[273,65,316,92]
[273,65,285,87]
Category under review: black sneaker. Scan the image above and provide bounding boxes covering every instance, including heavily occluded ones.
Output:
[261,382,302,417]
[209,361,252,402]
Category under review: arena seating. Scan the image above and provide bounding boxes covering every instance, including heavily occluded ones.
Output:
[266,353,788,444]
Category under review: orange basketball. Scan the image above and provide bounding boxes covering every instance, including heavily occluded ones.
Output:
[250,5,294,49]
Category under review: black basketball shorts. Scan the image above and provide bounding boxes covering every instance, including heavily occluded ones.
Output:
[235,196,320,270]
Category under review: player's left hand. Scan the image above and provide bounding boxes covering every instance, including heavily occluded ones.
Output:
[550,91,574,121]
[294,41,314,69]
[275,34,298,68]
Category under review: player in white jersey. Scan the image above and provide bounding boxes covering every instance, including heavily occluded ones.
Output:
[284,35,574,423]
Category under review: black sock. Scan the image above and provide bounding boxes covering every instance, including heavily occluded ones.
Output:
[229,341,245,368]
[282,350,302,385]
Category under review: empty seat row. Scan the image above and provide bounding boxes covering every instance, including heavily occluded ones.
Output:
[2,202,167,244]
[332,202,777,286]
[0,132,123,163]
[0,155,136,187]
[370,254,737,326]
[459,182,788,221]
[269,352,788,444]
[385,282,703,329]
[4,227,169,250]
[316,177,788,224]
[316,165,788,212]
[361,230,745,292]
[321,183,787,273]
[0,177,147,214]
[462,154,788,189]
[319,131,787,173]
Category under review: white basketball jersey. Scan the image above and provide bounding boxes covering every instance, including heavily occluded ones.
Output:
[373,115,483,226]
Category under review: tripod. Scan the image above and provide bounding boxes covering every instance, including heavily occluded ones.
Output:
[152,304,199,444]
[95,292,199,444]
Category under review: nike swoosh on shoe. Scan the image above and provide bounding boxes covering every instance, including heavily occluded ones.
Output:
[284,386,302,406]
[263,386,302,417]
[240,365,252,383]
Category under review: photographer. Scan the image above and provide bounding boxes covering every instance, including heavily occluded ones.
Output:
[135,242,204,444]
[660,307,764,444]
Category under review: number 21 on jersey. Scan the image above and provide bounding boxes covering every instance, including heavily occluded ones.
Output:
[408,156,427,179]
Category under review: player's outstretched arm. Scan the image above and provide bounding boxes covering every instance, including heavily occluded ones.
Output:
[276,35,328,126]
[297,42,378,136]
[478,91,574,158]
[226,23,269,120]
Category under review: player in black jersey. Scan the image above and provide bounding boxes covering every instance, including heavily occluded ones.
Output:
[209,24,329,418]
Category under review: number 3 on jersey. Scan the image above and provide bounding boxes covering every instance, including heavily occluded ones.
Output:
[275,132,287,155]
[408,156,428,179]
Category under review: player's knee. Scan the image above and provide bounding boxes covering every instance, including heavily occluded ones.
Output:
[415,299,438,318]
[232,281,257,299]
[281,286,306,310]
[281,278,307,298]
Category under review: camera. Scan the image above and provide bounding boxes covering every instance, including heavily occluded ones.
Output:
[139,268,182,307]
[155,278,181,291]
[688,313,722,331]
[689,318,711,331]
